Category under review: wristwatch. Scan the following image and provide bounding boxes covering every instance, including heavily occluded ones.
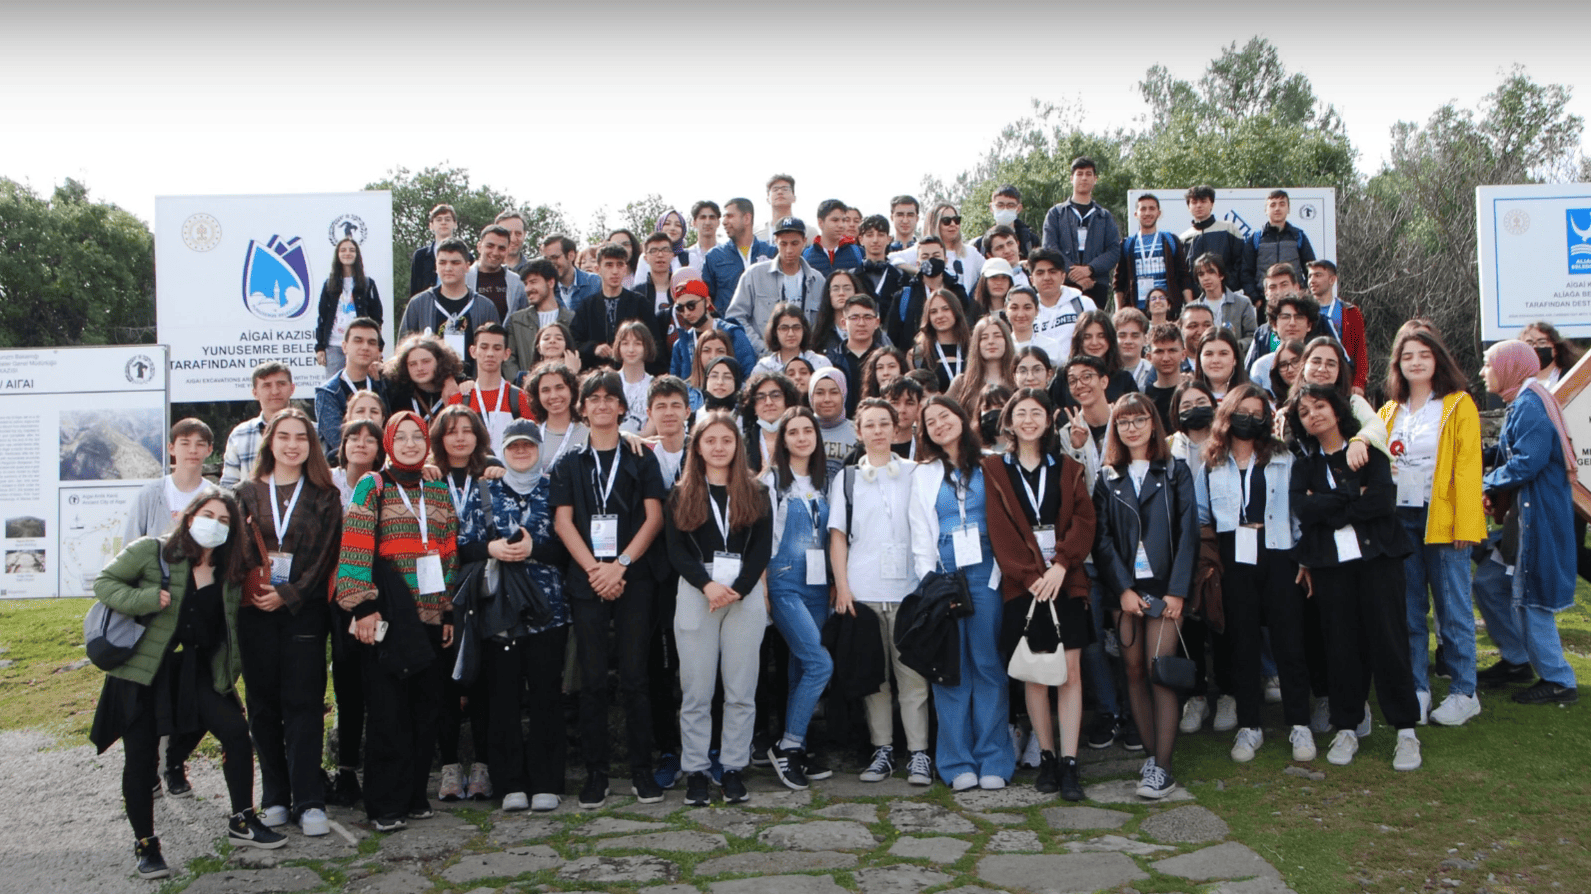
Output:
[617,554,632,568]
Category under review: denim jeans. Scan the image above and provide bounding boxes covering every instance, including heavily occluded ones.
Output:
[1399,507,1478,695]
[932,531,1013,783]
[1473,552,1578,689]
[767,497,834,746]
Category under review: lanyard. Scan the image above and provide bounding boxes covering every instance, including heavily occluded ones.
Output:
[447,472,472,515]
[952,469,969,528]
[268,476,304,542]
[471,382,509,416]
[1070,203,1096,226]
[340,370,371,395]
[435,297,474,333]
[411,391,440,421]
[392,480,430,547]
[1238,460,1255,525]
[1016,460,1047,523]
[709,491,731,543]
[1136,232,1160,263]
[542,423,577,470]
[934,342,963,379]
[591,446,621,513]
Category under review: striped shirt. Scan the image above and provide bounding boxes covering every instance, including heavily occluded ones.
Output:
[335,471,459,625]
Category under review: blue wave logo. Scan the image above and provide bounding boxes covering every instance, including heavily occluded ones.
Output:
[1568,209,1591,276]
[241,235,312,321]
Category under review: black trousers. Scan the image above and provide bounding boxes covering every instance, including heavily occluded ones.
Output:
[238,602,328,814]
[330,607,365,768]
[485,627,567,796]
[436,638,490,766]
[1262,550,1328,727]
[1312,556,1421,731]
[648,575,682,756]
[360,626,443,820]
[571,577,654,774]
[1219,536,1297,728]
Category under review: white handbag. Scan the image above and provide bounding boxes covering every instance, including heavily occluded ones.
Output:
[1006,598,1067,686]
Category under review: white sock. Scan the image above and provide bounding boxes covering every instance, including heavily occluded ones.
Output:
[1397,728,1418,740]
[779,735,803,751]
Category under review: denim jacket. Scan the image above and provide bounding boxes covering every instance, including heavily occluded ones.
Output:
[1195,451,1300,550]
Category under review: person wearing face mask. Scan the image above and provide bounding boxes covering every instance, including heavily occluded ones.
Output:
[93,492,286,880]
[885,237,970,350]
[695,356,745,427]
[1518,321,1581,388]
[973,185,1041,260]
[741,371,800,474]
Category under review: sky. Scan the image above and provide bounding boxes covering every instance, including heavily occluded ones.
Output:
[4,1,1587,233]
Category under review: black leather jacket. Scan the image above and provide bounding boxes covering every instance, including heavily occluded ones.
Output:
[1092,457,1198,599]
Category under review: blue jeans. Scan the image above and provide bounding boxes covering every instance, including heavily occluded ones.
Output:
[767,579,832,745]
[1473,552,1578,689]
[932,533,1013,783]
[1400,508,1478,696]
[1081,576,1120,716]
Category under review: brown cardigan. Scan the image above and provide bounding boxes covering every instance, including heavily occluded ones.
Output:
[982,452,1095,603]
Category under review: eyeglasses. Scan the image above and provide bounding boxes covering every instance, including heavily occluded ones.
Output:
[940,216,962,226]
[644,247,672,257]
[1065,374,1099,387]
[776,323,804,333]
[1278,358,1302,370]
[1116,415,1153,431]
[392,432,428,444]
[755,390,784,403]
[846,313,878,323]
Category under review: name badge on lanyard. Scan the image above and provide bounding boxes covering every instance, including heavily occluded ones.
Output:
[1133,542,1154,580]
[949,472,983,569]
[800,496,827,585]
[1334,526,1362,562]
[1235,524,1260,565]
[473,385,512,452]
[1135,233,1162,300]
[434,297,473,361]
[1016,460,1054,562]
[392,482,445,594]
[589,447,622,559]
[708,494,740,587]
[266,476,303,585]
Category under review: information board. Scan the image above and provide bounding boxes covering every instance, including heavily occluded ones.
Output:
[1476,183,1591,341]
[1125,187,1337,270]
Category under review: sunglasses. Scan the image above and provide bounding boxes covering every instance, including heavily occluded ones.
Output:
[940,216,962,226]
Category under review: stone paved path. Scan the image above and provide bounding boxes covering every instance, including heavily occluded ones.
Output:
[24,733,1300,894]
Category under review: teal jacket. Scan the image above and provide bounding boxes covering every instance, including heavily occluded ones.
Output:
[92,537,243,694]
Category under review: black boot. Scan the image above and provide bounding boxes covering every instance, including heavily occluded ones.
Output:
[1034,750,1059,794]
[135,836,170,879]
[1059,755,1085,802]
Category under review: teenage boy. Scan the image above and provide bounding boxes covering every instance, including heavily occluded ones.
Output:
[980,225,1033,288]
[503,259,574,385]
[973,184,1040,259]
[571,244,649,370]
[551,371,667,809]
[831,398,934,786]
[804,199,864,277]
[1248,292,1324,387]
[410,204,471,295]
[1004,286,1064,362]
[1243,265,1316,370]
[1179,186,1245,302]
[1028,248,1097,350]
[701,198,775,305]
[857,215,907,302]
[1144,323,1187,426]
[1241,190,1316,304]
[1190,253,1258,357]
[884,237,967,349]
[466,224,527,320]
[633,233,683,372]
[642,375,691,788]
[884,377,924,460]
[541,234,602,312]
[314,317,387,458]
[1112,193,1186,315]
[221,361,295,487]
[726,216,825,355]
[448,322,535,452]
[826,295,885,417]
[1113,307,1153,389]
[398,238,502,376]
[668,278,758,382]
[1306,260,1367,394]
[1041,157,1121,305]
[888,195,919,252]
[686,201,721,269]
[754,173,811,243]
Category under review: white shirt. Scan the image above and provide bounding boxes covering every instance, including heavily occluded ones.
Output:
[1390,396,1443,505]
[620,372,652,433]
[828,456,915,603]
[1034,288,1096,351]
[164,475,208,523]
[1013,333,1065,365]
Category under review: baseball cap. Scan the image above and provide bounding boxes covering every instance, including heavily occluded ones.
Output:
[500,418,542,448]
[774,216,806,237]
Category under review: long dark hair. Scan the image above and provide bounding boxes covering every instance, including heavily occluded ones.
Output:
[740,371,798,437]
[918,395,982,481]
[1102,393,1170,471]
[325,238,367,293]
[1269,338,1305,404]
[1000,387,1061,457]
[914,288,971,372]
[386,334,462,392]
[1195,328,1250,393]
[813,270,867,350]
[338,419,385,469]
[764,302,812,354]
[252,408,336,491]
[429,404,493,477]
[1525,320,1582,373]
[1285,382,1361,450]
[669,411,769,532]
[163,489,246,583]
[1387,323,1468,403]
[1300,335,1353,397]
[769,407,828,494]
[527,362,580,422]
[1070,310,1122,377]
[607,229,642,275]
[1202,384,1284,467]
[862,346,909,400]
[1167,379,1217,434]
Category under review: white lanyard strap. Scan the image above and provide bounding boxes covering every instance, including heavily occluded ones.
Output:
[392,481,430,547]
[435,297,475,332]
[542,424,577,470]
[340,370,371,395]
[935,342,962,379]
[448,473,472,515]
[472,383,509,416]
[1238,461,1255,525]
[1136,232,1160,263]
[1017,461,1047,523]
[591,446,621,513]
[709,491,731,543]
[268,476,304,543]
[952,469,969,527]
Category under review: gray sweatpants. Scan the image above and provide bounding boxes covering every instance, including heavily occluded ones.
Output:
[675,580,768,773]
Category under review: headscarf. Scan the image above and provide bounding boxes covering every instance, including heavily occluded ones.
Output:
[657,209,688,252]
[383,410,430,476]
[702,356,744,412]
[1487,339,1575,483]
[809,366,849,428]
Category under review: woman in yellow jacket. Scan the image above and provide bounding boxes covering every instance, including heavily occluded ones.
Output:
[1378,324,1487,727]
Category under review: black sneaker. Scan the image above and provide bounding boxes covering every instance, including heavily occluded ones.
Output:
[579,772,610,809]
[407,801,435,820]
[164,765,193,798]
[228,809,287,849]
[135,836,170,879]
[1085,712,1119,750]
[720,769,750,804]
[1034,751,1059,794]
[768,746,810,791]
[1121,719,1144,752]
[631,772,664,804]
[1512,679,1579,705]
[749,735,774,767]
[684,771,712,807]
[803,751,833,781]
[326,768,363,807]
[1477,659,1535,688]
[372,815,407,833]
[1059,756,1085,802]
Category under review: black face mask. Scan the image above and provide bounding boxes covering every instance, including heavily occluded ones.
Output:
[1536,346,1555,369]
[980,410,1003,445]
[920,257,947,279]
[1228,413,1267,441]
[863,259,888,274]
[1178,405,1215,431]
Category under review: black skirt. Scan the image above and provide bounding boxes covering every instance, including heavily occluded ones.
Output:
[999,592,1094,664]
[89,645,224,754]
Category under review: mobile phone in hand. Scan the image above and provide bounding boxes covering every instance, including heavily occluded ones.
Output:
[1143,595,1166,618]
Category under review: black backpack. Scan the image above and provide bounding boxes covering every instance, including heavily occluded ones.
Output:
[84,537,170,671]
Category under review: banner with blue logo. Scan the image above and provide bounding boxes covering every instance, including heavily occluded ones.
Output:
[156,193,393,402]
[1477,184,1591,341]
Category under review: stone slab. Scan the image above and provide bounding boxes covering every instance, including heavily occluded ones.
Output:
[1211,879,1300,894]
[696,850,858,876]
[689,808,775,837]
[977,853,1148,894]
[855,864,955,894]
[1041,805,1133,830]
[753,788,814,808]
[1063,834,1175,856]
[938,888,1007,894]
[575,817,673,836]
[1082,779,1194,804]
[558,855,680,883]
[814,802,881,822]
[759,820,878,851]
[968,811,1026,825]
[808,775,920,799]
[710,875,848,894]
[616,799,686,818]
[1152,842,1283,881]
[183,868,323,894]
[888,801,976,834]
[595,831,727,853]
[1080,757,1148,780]
[1139,805,1231,843]
[378,823,479,861]
[987,830,1044,852]
[952,787,1058,810]
[888,835,973,863]
[641,887,702,894]
[345,869,435,894]
[440,846,563,883]
[487,816,563,846]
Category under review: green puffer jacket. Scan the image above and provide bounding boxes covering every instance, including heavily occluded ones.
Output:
[92,537,242,693]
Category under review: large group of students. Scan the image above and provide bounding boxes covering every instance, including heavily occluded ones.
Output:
[93,163,1583,881]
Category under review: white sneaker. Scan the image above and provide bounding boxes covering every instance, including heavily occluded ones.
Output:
[1289,725,1317,762]
[466,762,492,800]
[951,772,978,791]
[1020,728,1043,768]
[1392,733,1423,771]
[1355,701,1373,738]
[259,805,289,828]
[1416,689,1431,725]
[1212,695,1238,732]
[502,792,529,812]
[1230,727,1263,763]
[1309,697,1332,734]
[1179,696,1209,733]
[1263,676,1282,704]
[437,763,464,801]
[979,775,1006,790]
[1326,730,1359,766]
[297,807,329,837]
[1430,693,1481,727]
[530,793,560,812]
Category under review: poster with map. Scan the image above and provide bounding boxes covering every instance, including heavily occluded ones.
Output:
[0,346,168,598]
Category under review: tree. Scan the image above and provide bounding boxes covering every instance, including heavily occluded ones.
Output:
[364,164,519,312]
[0,178,155,348]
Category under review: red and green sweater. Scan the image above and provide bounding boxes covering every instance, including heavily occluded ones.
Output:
[335,470,459,625]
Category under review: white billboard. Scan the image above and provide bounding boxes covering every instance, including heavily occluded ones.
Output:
[0,346,168,599]
[156,192,393,402]
[1125,187,1337,270]
[1476,183,1591,342]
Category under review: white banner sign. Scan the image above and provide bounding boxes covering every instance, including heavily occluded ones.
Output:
[156,192,393,402]
[0,346,168,599]
[1476,183,1591,342]
[1125,187,1337,274]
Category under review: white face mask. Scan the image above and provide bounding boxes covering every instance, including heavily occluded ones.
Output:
[757,418,781,433]
[992,209,1019,227]
[189,516,229,549]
